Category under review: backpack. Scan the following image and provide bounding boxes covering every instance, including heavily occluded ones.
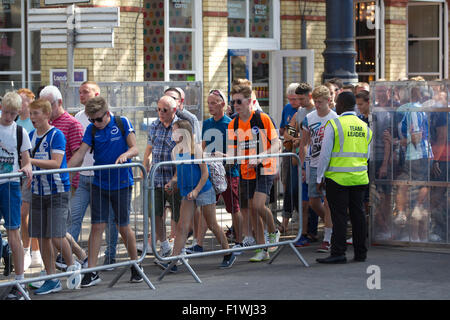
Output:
[207,160,228,195]
[16,125,23,164]
[90,115,125,154]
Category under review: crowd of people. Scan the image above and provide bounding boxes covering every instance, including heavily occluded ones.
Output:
[0,75,448,299]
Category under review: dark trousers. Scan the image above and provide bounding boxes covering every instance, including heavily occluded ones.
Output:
[325,178,368,258]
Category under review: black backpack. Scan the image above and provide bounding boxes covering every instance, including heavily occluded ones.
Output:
[16,125,23,164]
[90,115,125,154]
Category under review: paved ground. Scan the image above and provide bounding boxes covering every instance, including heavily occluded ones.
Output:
[26,238,450,301]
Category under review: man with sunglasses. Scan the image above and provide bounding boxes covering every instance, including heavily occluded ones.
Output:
[142,95,181,262]
[164,87,201,144]
[68,96,142,286]
[70,81,119,270]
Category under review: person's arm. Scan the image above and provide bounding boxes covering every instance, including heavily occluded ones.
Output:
[31,152,65,169]
[316,123,334,193]
[116,132,138,164]
[143,144,152,172]
[188,150,209,200]
[299,128,310,166]
[18,150,33,183]
[68,142,90,168]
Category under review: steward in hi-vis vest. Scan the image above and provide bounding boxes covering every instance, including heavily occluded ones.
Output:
[316,91,372,265]
[324,115,372,186]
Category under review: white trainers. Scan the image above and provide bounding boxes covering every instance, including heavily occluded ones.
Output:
[66,261,82,290]
[268,230,281,253]
[30,251,44,268]
[242,236,256,247]
[346,237,353,245]
[23,249,31,271]
[394,211,408,227]
[249,249,270,262]
[29,270,46,289]
[158,243,173,258]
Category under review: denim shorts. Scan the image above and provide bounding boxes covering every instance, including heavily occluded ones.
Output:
[182,186,216,207]
[91,184,132,227]
[0,182,21,230]
[308,167,325,198]
[29,192,70,238]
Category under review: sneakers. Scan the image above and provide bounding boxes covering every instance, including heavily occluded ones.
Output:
[219,253,237,269]
[268,230,281,253]
[23,249,31,271]
[136,241,153,255]
[346,237,353,245]
[30,251,43,268]
[80,271,101,288]
[6,286,29,300]
[294,235,310,247]
[66,261,82,290]
[34,279,62,295]
[232,243,243,255]
[242,236,256,247]
[103,256,116,271]
[185,244,204,254]
[154,260,178,273]
[129,264,144,283]
[158,244,173,258]
[29,271,46,289]
[80,256,88,269]
[394,211,407,227]
[3,250,13,276]
[317,241,331,253]
[249,249,270,262]
[55,254,67,271]
[225,225,235,242]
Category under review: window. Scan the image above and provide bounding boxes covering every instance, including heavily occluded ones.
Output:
[407,1,446,80]
[165,0,202,81]
[354,0,383,82]
[228,0,279,51]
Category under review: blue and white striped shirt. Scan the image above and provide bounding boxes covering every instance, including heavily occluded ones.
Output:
[29,127,71,195]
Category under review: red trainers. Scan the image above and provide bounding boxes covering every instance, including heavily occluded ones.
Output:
[316,241,330,253]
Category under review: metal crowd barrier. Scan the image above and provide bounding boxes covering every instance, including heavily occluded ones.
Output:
[0,163,153,300]
[147,152,309,284]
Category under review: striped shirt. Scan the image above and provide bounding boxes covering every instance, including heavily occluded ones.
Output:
[29,127,71,195]
[147,115,179,187]
[50,111,83,187]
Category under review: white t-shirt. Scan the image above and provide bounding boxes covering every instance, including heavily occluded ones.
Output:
[75,110,95,176]
[0,122,32,184]
[302,109,338,168]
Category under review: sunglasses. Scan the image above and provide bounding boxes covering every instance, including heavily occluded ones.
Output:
[88,111,107,123]
[158,108,169,113]
[230,98,246,107]
[209,89,225,102]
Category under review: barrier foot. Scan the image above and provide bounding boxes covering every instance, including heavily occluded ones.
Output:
[181,258,202,284]
[267,245,285,264]
[108,263,156,290]
[157,260,178,281]
[289,243,310,267]
[16,282,31,300]
[108,266,128,288]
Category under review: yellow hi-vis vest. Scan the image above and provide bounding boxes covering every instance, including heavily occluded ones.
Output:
[324,115,372,186]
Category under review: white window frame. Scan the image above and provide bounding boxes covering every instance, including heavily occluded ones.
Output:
[27,0,41,87]
[353,0,385,81]
[228,0,280,51]
[164,0,203,81]
[407,0,448,79]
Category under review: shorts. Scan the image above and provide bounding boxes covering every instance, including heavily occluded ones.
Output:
[21,180,32,203]
[0,182,21,230]
[239,175,275,209]
[151,187,181,223]
[308,167,325,199]
[183,186,216,207]
[217,176,240,214]
[91,184,132,227]
[29,192,70,238]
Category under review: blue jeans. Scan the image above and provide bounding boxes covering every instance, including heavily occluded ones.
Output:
[69,175,118,259]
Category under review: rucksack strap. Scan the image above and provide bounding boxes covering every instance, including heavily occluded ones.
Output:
[90,115,126,154]
[16,125,23,164]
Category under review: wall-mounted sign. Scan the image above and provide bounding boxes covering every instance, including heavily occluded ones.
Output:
[228,0,246,19]
[50,69,87,88]
[254,4,267,19]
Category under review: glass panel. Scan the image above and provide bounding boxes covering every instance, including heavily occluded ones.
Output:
[0,0,22,29]
[169,31,192,70]
[0,32,22,71]
[250,0,272,38]
[169,73,195,81]
[30,31,40,71]
[30,0,41,9]
[144,0,164,81]
[408,40,439,73]
[29,74,42,96]
[408,5,439,38]
[253,51,269,114]
[356,39,376,73]
[230,55,247,82]
[228,0,246,37]
[169,0,193,28]
[355,1,376,37]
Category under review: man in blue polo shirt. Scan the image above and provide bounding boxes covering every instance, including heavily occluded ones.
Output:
[68,96,141,287]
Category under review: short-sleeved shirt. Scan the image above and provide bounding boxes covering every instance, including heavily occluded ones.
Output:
[0,122,32,184]
[82,116,135,190]
[29,127,71,195]
[147,115,179,187]
[202,115,239,177]
[280,103,298,129]
[50,111,83,187]
[16,117,34,134]
[228,110,278,180]
[302,109,338,168]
